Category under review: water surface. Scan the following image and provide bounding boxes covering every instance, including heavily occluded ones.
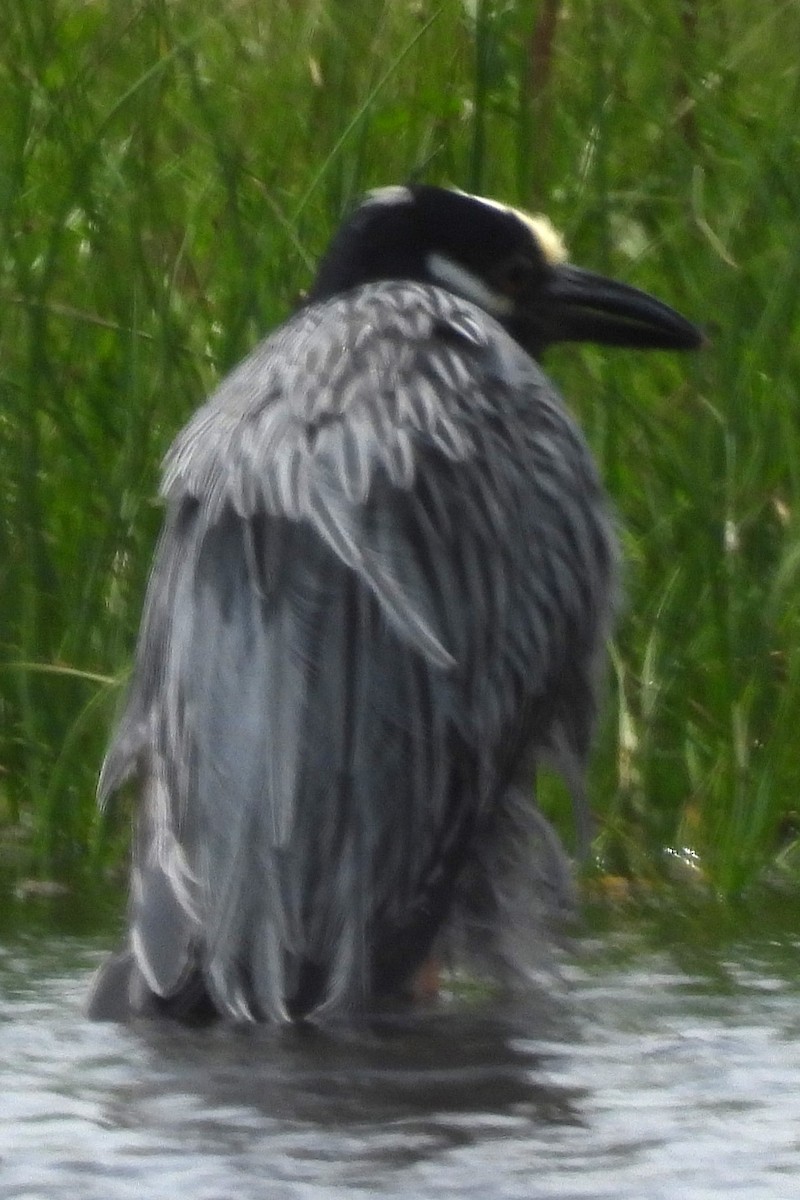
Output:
[2,906,800,1199]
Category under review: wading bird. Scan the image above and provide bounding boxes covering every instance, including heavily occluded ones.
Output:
[89,185,701,1023]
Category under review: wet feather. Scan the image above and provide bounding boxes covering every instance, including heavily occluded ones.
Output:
[95,280,617,1021]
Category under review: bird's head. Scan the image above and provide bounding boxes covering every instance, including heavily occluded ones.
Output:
[308,184,702,359]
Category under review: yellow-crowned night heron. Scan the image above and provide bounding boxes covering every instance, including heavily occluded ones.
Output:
[89,185,701,1023]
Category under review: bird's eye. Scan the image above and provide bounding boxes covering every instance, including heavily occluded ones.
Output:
[497,255,539,297]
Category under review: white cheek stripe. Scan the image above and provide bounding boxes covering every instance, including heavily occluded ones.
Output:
[426,252,514,317]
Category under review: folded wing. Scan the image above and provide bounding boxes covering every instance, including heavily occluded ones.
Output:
[97,282,616,1020]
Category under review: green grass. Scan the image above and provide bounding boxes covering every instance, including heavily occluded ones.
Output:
[2,0,800,901]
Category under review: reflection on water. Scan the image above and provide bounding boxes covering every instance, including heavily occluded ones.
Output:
[2,914,800,1199]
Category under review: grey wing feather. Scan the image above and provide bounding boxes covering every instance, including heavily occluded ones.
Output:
[99,281,617,1020]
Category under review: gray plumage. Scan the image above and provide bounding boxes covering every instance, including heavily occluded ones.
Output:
[89,185,699,1023]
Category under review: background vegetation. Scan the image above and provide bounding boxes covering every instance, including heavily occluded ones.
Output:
[2,0,800,907]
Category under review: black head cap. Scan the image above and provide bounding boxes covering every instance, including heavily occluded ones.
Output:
[307,185,550,303]
[307,185,703,358]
